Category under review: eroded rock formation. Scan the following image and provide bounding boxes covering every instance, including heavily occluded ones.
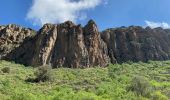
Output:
[0,20,170,68]
[0,24,36,59]
[101,26,170,63]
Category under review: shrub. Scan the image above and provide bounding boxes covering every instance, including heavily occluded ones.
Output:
[127,76,153,97]
[1,67,10,73]
[34,65,53,82]
[151,91,168,100]
[11,93,37,100]
[108,64,121,78]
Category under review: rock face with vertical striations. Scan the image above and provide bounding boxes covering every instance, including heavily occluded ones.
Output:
[0,20,170,68]
[1,20,109,68]
[83,20,110,67]
[101,26,170,63]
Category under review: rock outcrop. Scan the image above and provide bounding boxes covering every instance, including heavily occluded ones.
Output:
[1,20,109,68]
[101,26,170,63]
[0,24,36,59]
[0,21,170,68]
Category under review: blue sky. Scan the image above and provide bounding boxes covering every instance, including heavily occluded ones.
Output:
[0,0,170,31]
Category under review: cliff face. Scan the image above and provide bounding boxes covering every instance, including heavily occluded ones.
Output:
[0,21,170,68]
[0,24,36,59]
[101,26,170,63]
[30,20,109,68]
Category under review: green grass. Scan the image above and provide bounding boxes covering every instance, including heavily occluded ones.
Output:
[0,60,169,100]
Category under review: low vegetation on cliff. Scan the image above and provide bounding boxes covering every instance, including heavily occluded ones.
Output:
[0,60,169,100]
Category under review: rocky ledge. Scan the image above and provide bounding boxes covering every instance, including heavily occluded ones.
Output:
[0,20,170,68]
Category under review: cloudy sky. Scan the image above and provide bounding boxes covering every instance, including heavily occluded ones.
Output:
[0,0,170,30]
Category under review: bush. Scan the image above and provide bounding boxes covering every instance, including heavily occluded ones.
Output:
[108,64,121,78]
[1,67,10,73]
[151,91,168,100]
[127,76,153,97]
[11,93,37,100]
[34,65,53,82]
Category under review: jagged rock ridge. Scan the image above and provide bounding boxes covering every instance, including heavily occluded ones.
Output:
[0,24,36,59]
[0,20,170,68]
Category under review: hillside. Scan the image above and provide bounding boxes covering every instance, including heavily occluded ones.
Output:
[1,20,170,68]
[0,60,169,100]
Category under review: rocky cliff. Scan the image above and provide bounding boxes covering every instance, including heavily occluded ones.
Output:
[101,26,170,63]
[0,20,170,68]
[0,24,36,59]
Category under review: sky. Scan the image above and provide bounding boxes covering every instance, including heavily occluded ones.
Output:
[0,0,170,31]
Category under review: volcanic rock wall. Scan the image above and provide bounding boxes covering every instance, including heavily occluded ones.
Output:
[0,20,170,68]
[101,26,170,63]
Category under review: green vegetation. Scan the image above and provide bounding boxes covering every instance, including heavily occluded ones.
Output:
[127,76,153,97]
[0,60,169,100]
[1,67,10,73]
[34,65,53,82]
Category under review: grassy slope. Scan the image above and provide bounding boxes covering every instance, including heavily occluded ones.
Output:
[0,60,169,100]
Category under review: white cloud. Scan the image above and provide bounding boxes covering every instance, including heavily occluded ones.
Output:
[145,20,170,29]
[27,0,104,26]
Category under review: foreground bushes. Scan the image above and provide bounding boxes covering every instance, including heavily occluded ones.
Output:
[151,91,169,100]
[0,60,169,100]
[34,65,54,82]
[26,65,54,82]
[1,67,10,73]
[127,76,153,97]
